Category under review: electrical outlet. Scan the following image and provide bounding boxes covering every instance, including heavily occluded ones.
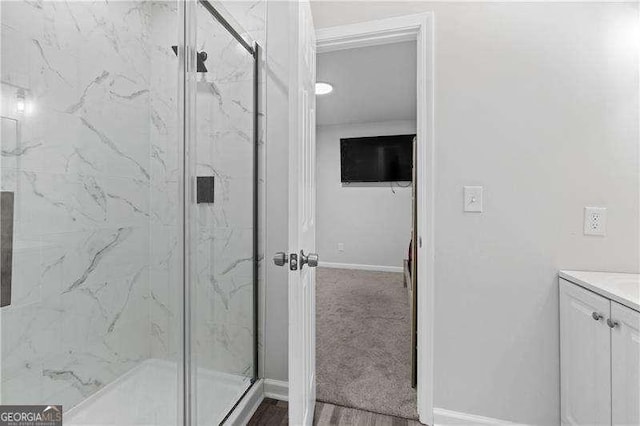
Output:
[337,243,344,252]
[584,207,607,236]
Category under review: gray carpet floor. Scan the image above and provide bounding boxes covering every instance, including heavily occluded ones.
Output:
[316,267,418,420]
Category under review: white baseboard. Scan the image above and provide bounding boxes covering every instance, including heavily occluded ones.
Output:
[318,261,403,273]
[264,378,289,401]
[433,407,527,426]
[225,380,264,425]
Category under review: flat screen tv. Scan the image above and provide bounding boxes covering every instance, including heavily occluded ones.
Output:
[340,134,414,183]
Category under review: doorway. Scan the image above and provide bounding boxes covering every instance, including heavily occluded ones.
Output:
[314,40,419,419]
[314,14,435,425]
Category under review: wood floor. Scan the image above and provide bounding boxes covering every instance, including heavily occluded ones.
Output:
[247,398,424,425]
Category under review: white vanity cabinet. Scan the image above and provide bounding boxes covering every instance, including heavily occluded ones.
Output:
[611,302,640,426]
[559,271,640,426]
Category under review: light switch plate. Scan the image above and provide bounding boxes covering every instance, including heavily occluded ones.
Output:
[584,207,607,236]
[464,186,483,213]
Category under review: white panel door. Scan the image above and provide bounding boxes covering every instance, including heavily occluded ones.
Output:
[288,0,316,424]
[611,301,640,426]
[560,279,612,426]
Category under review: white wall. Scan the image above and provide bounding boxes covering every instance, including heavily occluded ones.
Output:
[272,3,638,425]
[431,5,638,425]
[316,121,415,269]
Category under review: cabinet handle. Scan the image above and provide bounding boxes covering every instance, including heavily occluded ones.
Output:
[607,318,620,329]
[592,312,604,321]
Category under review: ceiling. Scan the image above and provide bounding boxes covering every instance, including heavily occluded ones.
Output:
[316,41,417,127]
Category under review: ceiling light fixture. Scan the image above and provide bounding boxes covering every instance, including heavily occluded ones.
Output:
[315,82,333,96]
[15,88,25,114]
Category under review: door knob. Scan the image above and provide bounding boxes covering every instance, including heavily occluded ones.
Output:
[300,250,319,269]
[592,312,604,321]
[273,252,288,267]
[607,318,620,329]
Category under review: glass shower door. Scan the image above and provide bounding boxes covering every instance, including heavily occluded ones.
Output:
[188,1,257,424]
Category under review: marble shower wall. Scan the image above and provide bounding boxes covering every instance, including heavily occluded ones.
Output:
[147,0,182,365]
[0,0,180,409]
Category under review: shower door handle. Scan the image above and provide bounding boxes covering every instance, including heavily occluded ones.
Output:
[1,191,14,308]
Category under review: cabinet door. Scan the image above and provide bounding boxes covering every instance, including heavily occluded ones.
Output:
[560,279,612,426]
[611,302,640,426]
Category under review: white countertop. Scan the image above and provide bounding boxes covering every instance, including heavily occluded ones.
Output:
[560,270,640,312]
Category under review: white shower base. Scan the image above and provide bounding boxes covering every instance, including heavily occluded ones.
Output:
[66,359,251,426]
